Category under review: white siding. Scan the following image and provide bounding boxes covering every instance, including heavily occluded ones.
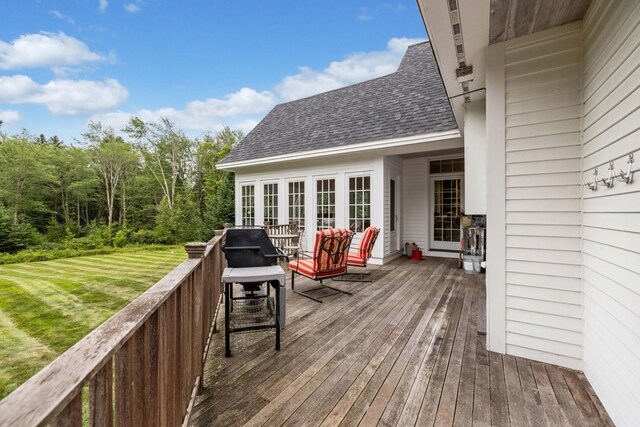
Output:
[463,101,487,214]
[402,157,428,251]
[503,23,584,370]
[582,1,640,425]
[384,156,403,255]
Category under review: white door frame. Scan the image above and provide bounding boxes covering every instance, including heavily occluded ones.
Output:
[429,174,464,251]
[389,175,401,252]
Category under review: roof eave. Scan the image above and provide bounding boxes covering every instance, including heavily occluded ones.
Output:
[217,129,461,171]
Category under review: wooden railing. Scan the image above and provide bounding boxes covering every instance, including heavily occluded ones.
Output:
[0,232,226,427]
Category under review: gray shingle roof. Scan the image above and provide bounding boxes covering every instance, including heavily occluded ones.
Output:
[220,42,456,165]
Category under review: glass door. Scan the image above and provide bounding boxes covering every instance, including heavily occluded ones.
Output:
[431,176,462,251]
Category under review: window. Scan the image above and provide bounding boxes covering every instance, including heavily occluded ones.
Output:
[390,179,396,232]
[288,181,305,228]
[429,158,464,174]
[316,178,335,230]
[241,184,255,226]
[349,176,371,232]
[263,183,278,225]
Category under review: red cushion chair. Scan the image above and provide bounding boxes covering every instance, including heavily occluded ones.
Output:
[339,226,380,281]
[289,228,354,302]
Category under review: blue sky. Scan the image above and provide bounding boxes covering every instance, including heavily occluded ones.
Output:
[0,0,427,143]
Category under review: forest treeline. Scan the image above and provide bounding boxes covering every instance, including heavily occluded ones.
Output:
[0,117,239,257]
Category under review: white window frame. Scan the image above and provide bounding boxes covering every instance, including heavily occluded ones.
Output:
[240,183,255,226]
[287,178,305,229]
[315,176,336,231]
[347,174,371,233]
[263,181,279,226]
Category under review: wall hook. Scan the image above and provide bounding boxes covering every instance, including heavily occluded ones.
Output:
[600,162,615,188]
[583,167,598,191]
[614,153,634,184]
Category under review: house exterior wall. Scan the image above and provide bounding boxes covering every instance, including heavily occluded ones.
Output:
[402,157,429,252]
[463,101,487,215]
[489,22,585,370]
[581,1,640,425]
[233,153,387,262]
[384,156,403,257]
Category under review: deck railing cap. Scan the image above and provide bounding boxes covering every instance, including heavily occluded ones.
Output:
[185,242,208,258]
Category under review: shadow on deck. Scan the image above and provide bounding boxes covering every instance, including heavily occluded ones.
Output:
[191,257,613,427]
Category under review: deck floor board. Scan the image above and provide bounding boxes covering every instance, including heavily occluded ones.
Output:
[191,258,613,427]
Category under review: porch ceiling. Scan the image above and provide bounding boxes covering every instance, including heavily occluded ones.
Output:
[489,0,593,44]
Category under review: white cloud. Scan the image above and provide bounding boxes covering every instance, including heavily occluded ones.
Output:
[358,3,407,21]
[124,3,141,13]
[99,0,108,12]
[0,75,128,115]
[88,37,424,134]
[49,10,75,25]
[0,32,108,70]
[90,87,275,132]
[357,8,374,21]
[0,110,21,127]
[275,37,425,101]
[124,0,144,13]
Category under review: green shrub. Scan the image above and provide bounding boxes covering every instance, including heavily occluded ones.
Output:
[85,221,114,247]
[113,228,131,248]
[45,218,66,243]
[130,229,154,244]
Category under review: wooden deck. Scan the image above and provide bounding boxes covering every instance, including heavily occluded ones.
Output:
[191,258,613,427]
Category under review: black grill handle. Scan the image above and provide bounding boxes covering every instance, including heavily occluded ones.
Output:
[222,245,262,252]
[222,245,289,263]
[263,248,289,263]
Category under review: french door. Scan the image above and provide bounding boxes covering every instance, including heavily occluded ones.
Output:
[430,176,463,251]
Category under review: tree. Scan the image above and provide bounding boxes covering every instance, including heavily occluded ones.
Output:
[0,137,56,224]
[125,117,192,211]
[82,121,138,229]
[204,171,235,232]
[195,126,242,234]
[0,205,12,251]
[48,135,63,147]
[48,146,97,226]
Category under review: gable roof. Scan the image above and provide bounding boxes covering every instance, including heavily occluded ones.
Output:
[219,42,457,166]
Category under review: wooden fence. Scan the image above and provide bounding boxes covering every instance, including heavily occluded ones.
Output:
[0,232,226,427]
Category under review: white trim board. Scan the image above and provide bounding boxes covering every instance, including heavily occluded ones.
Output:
[218,130,461,170]
[485,41,507,354]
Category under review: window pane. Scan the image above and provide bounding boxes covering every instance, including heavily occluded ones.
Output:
[287,180,305,229]
[316,179,335,230]
[349,176,371,232]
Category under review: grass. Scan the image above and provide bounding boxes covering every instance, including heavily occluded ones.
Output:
[0,246,187,399]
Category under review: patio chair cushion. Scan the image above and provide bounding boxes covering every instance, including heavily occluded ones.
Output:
[287,259,347,280]
[347,226,380,267]
[289,228,353,278]
[347,253,368,267]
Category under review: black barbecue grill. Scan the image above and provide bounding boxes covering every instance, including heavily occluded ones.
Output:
[221,228,289,356]
[222,227,289,268]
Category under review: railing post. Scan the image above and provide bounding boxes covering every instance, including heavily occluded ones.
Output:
[185,242,207,259]
[184,242,207,402]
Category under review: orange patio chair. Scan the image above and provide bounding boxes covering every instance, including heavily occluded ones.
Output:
[337,226,380,282]
[289,228,354,303]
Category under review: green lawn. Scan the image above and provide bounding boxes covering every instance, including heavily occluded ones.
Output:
[0,246,187,399]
